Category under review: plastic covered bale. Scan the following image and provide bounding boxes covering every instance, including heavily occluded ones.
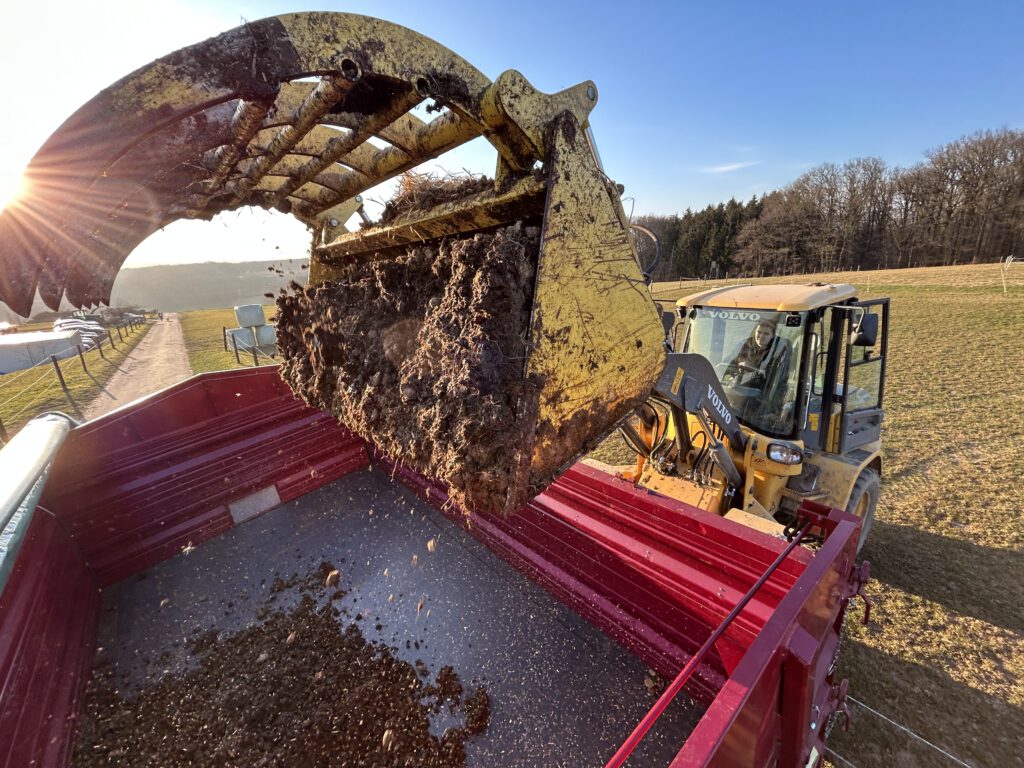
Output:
[234,304,267,328]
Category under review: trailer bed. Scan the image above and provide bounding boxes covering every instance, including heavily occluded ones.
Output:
[94,468,703,765]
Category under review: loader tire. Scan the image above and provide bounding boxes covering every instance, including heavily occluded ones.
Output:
[845,468,879,554]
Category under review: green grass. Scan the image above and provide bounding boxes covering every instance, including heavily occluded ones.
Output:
[637,263,1023,767]
[179,306,277,374]
[0,322,151,436]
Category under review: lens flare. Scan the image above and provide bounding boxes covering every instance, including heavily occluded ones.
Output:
[0,171,27,213]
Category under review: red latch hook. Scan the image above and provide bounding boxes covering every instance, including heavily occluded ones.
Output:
[848,560,872,625]
[831,678,852,732]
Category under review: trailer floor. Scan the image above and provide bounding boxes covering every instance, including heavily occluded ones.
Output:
[91,466,705,766]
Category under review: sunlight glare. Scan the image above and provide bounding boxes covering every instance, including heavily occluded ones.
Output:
[0,170,27,213]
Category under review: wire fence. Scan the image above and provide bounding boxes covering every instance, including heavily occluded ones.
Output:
[0,318,147,442]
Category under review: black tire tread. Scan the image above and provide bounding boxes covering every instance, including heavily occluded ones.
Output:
[846,468,880,554]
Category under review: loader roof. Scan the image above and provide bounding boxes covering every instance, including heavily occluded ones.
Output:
[676,283,858,312]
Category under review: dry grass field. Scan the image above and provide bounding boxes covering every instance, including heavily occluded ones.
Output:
[634,263,1023,767]
[179,305,278,374]
[0,322,150,435]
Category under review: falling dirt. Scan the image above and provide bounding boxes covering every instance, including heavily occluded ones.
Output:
[73,564,490,768]
[277,223,542,514]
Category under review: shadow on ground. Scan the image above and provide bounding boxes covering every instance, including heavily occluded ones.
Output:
[862,520,1023,634]
[830,639,1022,768]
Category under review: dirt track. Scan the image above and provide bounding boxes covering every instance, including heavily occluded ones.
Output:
[82,314,193,421]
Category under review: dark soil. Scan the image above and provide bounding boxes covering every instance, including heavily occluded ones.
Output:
[276,223,542,514]
[73,565,490,768]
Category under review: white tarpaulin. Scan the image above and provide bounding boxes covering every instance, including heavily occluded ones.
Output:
[0,331,81,375]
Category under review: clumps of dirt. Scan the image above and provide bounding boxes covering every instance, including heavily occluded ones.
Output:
[378,172,494,227]
[427,665,464,714]
[73,580,490,767]
[463,687,491,734]
[277,223,542,514]
[189,628,220,656]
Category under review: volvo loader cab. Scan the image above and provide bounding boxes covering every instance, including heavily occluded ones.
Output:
[621,283,888,552]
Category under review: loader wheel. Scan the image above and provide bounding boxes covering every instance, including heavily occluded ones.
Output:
[845,468,879,553]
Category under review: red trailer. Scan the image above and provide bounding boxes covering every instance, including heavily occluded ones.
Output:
[0,367,868,766]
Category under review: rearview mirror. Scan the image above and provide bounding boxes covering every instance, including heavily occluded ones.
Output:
[850,312,878,347]
[662,309,677,342]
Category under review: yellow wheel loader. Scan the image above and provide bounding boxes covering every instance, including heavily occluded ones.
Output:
[611,285,888,552]
[0,12,885,547]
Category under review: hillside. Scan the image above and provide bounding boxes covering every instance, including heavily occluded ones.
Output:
[0,260,308,322]
[111,259,308,312]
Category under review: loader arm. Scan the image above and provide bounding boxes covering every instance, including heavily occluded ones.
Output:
[651,353,746,490]
[0,12,666,513]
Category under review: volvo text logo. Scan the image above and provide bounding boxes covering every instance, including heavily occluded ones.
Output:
[704,310,764,322]
[706,384,732,425]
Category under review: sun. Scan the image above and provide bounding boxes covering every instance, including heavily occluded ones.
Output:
[0,168,28,212]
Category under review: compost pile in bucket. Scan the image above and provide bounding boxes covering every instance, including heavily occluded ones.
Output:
[73,594,490,767]
[277,222,541,514]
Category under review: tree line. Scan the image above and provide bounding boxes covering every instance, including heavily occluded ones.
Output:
[638,128,1023,279]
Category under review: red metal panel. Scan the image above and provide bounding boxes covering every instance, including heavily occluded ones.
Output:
[41,367,369,586]
[200,367,295,417]
[88,507,234,587]
[668,516,860,767]
[0,509,99,768]
[275,439,371,503]
[127,379,219,438]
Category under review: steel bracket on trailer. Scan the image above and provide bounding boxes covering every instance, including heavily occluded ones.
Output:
[784,498,842,542]
[788,499,873,627]
[828,678,853,733]
[845,560,873,625]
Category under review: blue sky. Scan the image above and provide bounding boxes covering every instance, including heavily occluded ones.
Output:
[1,0,1020,266]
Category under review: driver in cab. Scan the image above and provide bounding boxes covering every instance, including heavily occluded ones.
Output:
[722,318,791,398]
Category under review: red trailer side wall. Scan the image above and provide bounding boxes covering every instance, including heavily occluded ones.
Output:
[0,509,99,768]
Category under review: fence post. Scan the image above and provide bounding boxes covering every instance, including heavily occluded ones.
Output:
[51,355,69,397]
[77,344,88,373]
[117,325,123,342]
[222,327,228,351]
[251,346,260,367]
[108,329,116,348]
[231,334,241,364]
[97,338,106,359]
